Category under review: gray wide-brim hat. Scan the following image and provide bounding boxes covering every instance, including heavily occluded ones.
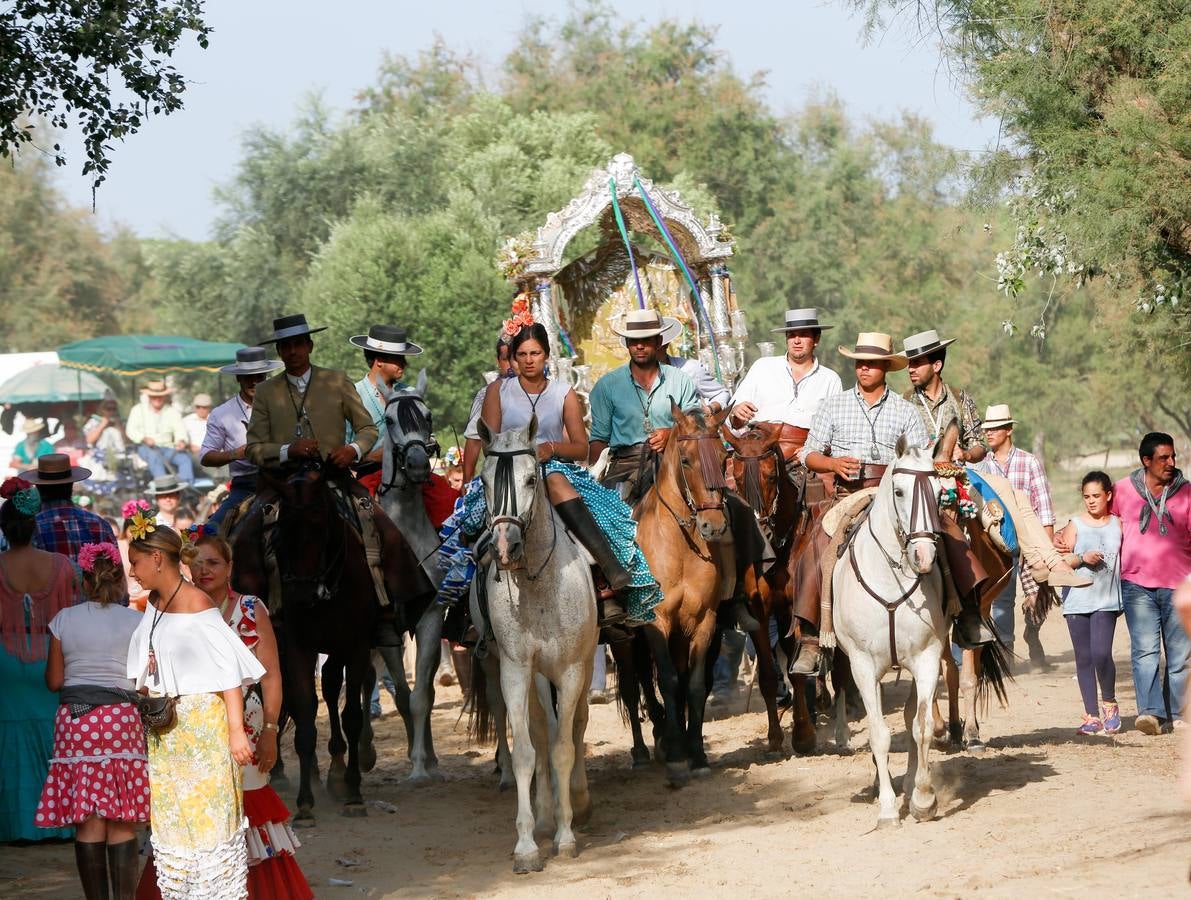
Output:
[349,325,423,356]
[772,307,834,333]
[903,329,957,360]
[260,313,327,344]
[658,316,685,346]
[145,474,189,496]
[219,346,284,375]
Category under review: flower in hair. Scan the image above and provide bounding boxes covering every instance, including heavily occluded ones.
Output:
[502,293,535,337]
[79,542,123,573]
[121,498,150,520]
[127,510,157,541]
[1,477,41,516]
[0,477,31,500]
[182,523,214,544]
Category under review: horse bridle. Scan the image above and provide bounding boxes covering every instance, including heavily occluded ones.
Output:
[848,463,942,668]
[660,432,727,528]
[733,445,785,531]
[378,394,440,496]
[484,446,557,581]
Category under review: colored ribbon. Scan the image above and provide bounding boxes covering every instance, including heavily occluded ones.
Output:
[609,178,647,309]
[633,176,723,381]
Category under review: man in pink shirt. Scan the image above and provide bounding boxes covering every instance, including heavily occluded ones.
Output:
[1113,432,1191,734]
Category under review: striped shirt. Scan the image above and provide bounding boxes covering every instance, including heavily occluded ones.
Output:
[805,386,928,465]
[978,446,1055,527]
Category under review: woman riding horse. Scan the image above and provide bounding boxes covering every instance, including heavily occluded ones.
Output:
[438,323,660,627]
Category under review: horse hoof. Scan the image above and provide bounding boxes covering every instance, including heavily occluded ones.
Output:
[764,749,785,761]
[293,809,316,829]
[554,841,578,859]
[876,815,900,830]
[665,762,690,789]
[630,747,651,768]
[910,799,938,822]
[341,802,368,818]
[499,779,515,793]
[691,764,712,779]
[513,852,545,874]
[407,772,433,785]
[427,768,447,783]
[964,738,987,755]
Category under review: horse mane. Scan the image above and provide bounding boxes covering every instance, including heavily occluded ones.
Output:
[391,393,431,437]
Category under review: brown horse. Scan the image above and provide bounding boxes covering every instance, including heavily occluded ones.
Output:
[630,402,735,786]
[723,423,818,756]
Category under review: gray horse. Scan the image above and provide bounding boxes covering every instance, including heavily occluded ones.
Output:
[375,370,447,783]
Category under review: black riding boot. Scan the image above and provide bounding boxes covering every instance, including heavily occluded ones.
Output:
[74,842,110,900]
[556,498,632,625]
[953,590,996,648]
[106,839,140,900]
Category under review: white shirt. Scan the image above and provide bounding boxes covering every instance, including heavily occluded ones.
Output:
[731,356,843,430]
[182,412,209,450]
[50,602,143,689]
[127,605,265,697]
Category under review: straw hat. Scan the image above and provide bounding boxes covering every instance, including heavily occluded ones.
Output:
[349,325,424,356]
[613,309,669,340]
[903,329,957,360]
[772,308,834,333]
[19,452,91,484]
[192,394,213,408]
[837,333,908,371]
[983,404,1016,429]
[260,313,327,344]
[145,474,188,496]
[143,380,172,397]
[219,346,283,376]
[21,418,46,435]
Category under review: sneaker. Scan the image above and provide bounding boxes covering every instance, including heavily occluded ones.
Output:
[1076,715,1103,736]
[1101,701,1121,734]
[1135,714,1162,735]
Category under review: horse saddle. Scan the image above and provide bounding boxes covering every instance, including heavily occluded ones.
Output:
[821,488,878,539]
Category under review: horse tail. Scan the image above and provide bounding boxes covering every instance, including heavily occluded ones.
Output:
[466,653,496,745]
[975,631,1014,707]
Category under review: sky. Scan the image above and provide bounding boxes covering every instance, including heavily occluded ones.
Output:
[52,1,999,241]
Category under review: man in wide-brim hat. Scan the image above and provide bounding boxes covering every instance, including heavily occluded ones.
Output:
[19,453,117,562]
[244,315,434,644]
[125,379,194,483]
[348,325,425,496]
[145,473,188,528]
[788,332,928,674]
[201,347,283,527]
[729,307,843,465]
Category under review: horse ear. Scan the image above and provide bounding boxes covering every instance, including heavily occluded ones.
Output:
[721,422,744,452]
[525,413,538,444]
[895,434,909,459]
[415,368,428,398]
[708,405,733,431]
[670,400,690,429]
[477,417,494,449]
[933,419,960,462]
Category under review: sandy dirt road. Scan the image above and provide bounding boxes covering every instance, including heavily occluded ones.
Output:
[3,612,1189,898]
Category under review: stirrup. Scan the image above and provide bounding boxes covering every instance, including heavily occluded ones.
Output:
[598,595,628,627]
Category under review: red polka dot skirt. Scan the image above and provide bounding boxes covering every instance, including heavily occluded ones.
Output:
[35,702,151,828]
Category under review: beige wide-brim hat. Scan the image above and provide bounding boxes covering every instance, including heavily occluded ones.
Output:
[22,418,46,435]
[143,380,172,397]
[983,404,1015,429]
[613,309,669,340]
[658,316,685,345]
[192,394,213,408]
[838,332,908,371]
[19,452,91,484]
[903,329,957,360]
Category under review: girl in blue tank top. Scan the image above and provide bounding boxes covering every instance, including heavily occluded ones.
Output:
[1055,471,1123,736]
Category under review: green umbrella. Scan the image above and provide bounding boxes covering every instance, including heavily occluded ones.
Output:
[57,335,246,376]
[0,363,112,405]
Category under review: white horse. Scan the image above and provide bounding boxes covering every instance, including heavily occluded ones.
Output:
[374,371,447,782]
[833,432,948,827]
[475,417,598,873]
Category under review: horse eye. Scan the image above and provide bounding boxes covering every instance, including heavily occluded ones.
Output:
[383,415,394,427]
[681,457,692,467]
[894,488,904,497]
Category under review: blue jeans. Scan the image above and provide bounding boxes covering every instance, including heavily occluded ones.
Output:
[712,629,748,696]
[990,560,1020,650]
[1121,580,1190,721]
[370,670,398,716]
[137,444,194,482]
[205,479,256,527]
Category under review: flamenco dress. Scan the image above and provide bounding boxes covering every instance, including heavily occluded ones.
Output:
[0,553,75,842]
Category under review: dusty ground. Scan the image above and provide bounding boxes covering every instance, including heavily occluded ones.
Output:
[3,611,1189,898]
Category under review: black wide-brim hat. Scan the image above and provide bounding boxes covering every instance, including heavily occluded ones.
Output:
[349,325,423,356]
[260,314,327,344]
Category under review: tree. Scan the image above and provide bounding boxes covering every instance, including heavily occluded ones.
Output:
[0,0,211,186]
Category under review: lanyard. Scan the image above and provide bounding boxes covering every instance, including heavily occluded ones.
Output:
[631,366,665,433]
[786,359,818,400]
[915,387,946,439]
[855,388,888,461]
[287,373,314,441]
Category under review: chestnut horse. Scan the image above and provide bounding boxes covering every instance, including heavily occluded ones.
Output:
[632,402,736,787]
[723,423,818,756]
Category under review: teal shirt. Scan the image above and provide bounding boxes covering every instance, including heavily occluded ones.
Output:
[348,376,406,440]
[589,364,700,448]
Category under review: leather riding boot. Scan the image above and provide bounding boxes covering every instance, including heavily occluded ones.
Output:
[106,839,140,900]
[790,632,820,676]
[75,841,110,900]
[556,498,632,592]
[723,580,761,633]
[953,590,996,648]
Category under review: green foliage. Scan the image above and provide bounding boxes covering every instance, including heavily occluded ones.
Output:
[0,0,211,186]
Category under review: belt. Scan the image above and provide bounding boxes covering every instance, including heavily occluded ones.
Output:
[611,443,648,459]
[835,463,888,494]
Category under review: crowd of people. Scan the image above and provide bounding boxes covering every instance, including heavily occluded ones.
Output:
[0,303,1188,899]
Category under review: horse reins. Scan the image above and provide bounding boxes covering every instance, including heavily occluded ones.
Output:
[278,478,347,605]
[485,446,557,582]
[847,465,941,668]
